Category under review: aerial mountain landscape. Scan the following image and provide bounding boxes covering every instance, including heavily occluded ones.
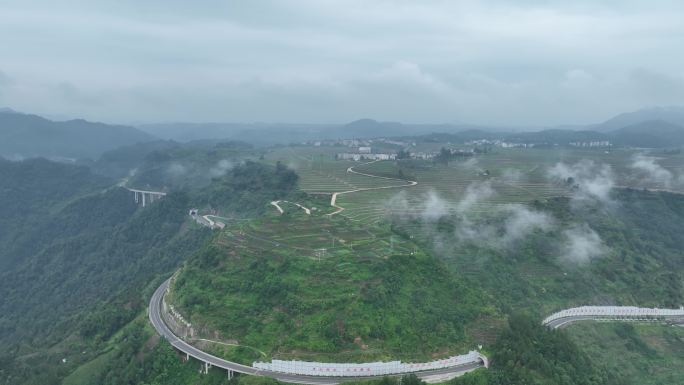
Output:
[1,2,683,385]
[0,111,155,160]
[2,107,683,385]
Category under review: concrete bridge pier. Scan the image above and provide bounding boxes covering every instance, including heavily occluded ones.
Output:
[128,188,167,207]
[227,370,235,380]
[203,362,212,374]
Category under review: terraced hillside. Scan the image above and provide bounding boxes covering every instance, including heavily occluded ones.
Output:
[266,146,684,225]
[167,211,493,365]
[158,145,684,385]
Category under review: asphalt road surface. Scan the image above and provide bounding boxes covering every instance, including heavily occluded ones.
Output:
[545,315,684,329]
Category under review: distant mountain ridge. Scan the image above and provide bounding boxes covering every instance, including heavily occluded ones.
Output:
[420,121,684,149]
[141,109,684,149]
[139,119,490,144]
[0,110,156,159]
[336,118,489,137]
[610,119,684,148]
[3,106,684,153]
[341,118,404,137]
[597,106,684,132]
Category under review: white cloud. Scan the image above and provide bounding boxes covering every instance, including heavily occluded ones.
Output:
[385,189,451,222]
[560,224,608,264]
[385,190,411,218]
[386,182,553,248]
[385,182,495,223]
[500,168,525,183]
[502,205,555,244]
[456,181,495,213]
[629,154,680,189]
[166,162,187,177]
[0,70,11,87]
[562,69,594,88]
[209,159,235,178]
[421,190,450,221]
[459,158,481,172]
[547,160,615,204]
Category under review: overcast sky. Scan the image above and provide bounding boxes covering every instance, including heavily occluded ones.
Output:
[1,0,683,126]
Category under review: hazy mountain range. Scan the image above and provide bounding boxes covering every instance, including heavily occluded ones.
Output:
[2,106,684,160]
[0,110,154,160]
[138,107,684,147]
[594,106,684,132]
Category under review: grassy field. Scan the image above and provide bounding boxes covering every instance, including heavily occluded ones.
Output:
[62,349,118,385]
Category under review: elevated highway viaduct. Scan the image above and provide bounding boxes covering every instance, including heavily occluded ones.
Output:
[543,306,684,329]
[149,279,487,384]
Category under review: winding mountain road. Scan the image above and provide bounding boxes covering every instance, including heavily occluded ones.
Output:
[328,160,417,216]
[271,200,312,215]
[149,279,485,384]
[543,306,684,329]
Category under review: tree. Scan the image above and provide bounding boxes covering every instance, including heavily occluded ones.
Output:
[435,147,452,165]
[397,149,411,160]
[401,374,425,385]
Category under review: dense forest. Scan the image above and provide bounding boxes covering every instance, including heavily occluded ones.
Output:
[0,158,299,385]
[452,314,625,385]
[109,141,262,191]
[0,159,211,384]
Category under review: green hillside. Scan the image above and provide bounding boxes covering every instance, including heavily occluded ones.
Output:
[566,323,684,385]
[0,157,110,269]
[610,120,684,148]
[2,148,683,385]
[389,189,684,318]
[0,158,298,385]
[120,141,263,191]
[170,214,487,364]
[86,140,181,179]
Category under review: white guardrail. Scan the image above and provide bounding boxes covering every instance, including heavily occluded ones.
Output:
[543,306,684,326]
[253,351,487,377]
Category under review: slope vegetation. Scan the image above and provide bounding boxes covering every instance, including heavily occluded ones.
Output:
[170,214,487,364]
[0,157,303,385]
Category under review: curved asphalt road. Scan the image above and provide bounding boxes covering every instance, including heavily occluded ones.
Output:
[149,279,484,384]
[546,316,621,329]
[545,314,684,329]
[327,160,418,216]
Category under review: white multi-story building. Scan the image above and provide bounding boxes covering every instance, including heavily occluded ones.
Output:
[569,141,612,148]
[337,153,396,161]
